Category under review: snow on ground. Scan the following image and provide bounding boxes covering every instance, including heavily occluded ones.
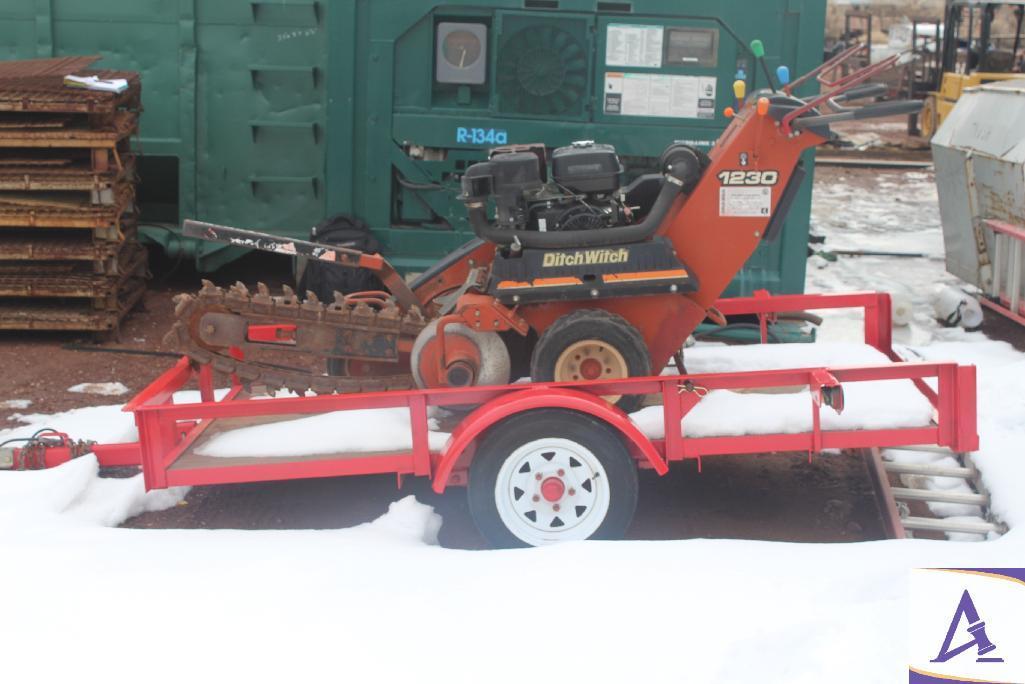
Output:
[808,169,964,345]
[0,456,1022,684]
[1,168,1024,683]
[67,381,131,396]
[0,398,31,410]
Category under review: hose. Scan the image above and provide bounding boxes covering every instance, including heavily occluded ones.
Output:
[694,323,783,344]
[61,344,181,359]
[467,172,686,249]
[0,428,60,450]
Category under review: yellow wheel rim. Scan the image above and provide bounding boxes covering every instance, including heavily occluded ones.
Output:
[555,340,629,403]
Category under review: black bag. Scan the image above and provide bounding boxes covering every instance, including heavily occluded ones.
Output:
[298,214,383,299]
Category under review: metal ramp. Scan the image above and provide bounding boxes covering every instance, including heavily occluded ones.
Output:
[868,447,1007,540]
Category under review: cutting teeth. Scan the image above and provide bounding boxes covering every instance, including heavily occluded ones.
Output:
[281,285,295,298]
[232,281,250,297]
[162,322,182,348]
[305,290,319,304]
[173,294,193,317]
[257,282,270,297]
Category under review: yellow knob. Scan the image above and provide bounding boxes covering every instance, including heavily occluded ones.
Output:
[733,79,747,101]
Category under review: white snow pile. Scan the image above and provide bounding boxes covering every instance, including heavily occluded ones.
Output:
[7,402,138,444]
[0,451,1023,684]
[195,407,451,458]
[634,342,934,438]
[68,382,131,396]
[0,399,31,410]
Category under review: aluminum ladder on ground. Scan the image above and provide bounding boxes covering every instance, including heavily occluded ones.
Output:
[868,447,1008,539]
[983,219,1025,327]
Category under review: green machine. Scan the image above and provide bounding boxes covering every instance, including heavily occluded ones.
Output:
[0,0,825,295]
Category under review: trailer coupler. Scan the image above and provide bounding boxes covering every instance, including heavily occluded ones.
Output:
[0,430,96,471]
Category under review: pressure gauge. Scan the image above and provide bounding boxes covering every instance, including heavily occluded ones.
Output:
[436,22,488,85]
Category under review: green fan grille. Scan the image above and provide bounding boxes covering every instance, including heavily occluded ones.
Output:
[496,17,589,119]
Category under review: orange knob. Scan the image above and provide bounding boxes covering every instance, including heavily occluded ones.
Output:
[757,97,770,117]
[724,106,736,118]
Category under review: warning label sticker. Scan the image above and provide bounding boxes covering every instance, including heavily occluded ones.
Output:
[606,24,664,68]
[719,187,772,217]
[604,73,717,119]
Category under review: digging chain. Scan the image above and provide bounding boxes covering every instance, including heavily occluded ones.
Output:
[164,280,428,395]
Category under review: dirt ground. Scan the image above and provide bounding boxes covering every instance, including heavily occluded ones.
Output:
[125,450,888,549]
[0,252,291,423]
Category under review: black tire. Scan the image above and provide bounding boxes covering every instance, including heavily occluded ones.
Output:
[468,409,639,548]
[297,214,382,301]
[530,309,650,413]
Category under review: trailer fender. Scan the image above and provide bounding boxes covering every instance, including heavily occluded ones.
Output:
[432,387,667,493]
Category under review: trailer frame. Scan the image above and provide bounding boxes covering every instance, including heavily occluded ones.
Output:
[22,291,970,494]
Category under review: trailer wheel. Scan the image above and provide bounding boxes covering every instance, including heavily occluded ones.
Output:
[468,409,638,547]
[531,309,650,413]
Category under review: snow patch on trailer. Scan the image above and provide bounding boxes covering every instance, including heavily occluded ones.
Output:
[633,342,934,439]
[193,407,451,459]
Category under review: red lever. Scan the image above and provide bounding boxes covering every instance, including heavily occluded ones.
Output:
[247,324,298,344]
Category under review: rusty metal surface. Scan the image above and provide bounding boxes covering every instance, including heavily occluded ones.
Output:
[0,234,119,261]
[0,113,74,129]
[0,157,132,192]
[0,71,141,114]
[0,181,134,210]
[0,111,136,148]
[0,278,145,331]
[0,203,128,229]
[165,282,425,395]
[0,56,101,79]
[0,241,146,298]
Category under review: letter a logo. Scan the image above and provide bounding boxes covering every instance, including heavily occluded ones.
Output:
[931,590,1003,664]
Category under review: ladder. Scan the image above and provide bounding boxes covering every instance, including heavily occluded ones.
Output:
[983,219,1025,327]
[866,447,1008,540]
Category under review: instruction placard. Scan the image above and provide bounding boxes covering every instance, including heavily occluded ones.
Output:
[604,73,716,119]
[719,187,772,217]
[606,24,664,68]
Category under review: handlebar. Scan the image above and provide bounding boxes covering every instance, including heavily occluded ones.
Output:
[791,99,923,131]
[831,83,888,103]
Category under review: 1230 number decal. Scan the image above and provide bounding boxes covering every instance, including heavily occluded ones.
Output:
[717,170,780,186]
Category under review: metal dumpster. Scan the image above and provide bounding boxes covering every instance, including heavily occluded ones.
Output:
[932,78,1025,323]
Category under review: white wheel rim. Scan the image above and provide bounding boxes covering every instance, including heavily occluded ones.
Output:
[494,437,611,546]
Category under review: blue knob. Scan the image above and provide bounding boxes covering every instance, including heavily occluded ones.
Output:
[735,69,747,81]
[776,65,791,86]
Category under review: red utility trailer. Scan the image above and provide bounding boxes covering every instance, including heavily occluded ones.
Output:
[9,292,979,547]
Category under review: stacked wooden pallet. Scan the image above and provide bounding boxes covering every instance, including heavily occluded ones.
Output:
[0,58,146,334]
